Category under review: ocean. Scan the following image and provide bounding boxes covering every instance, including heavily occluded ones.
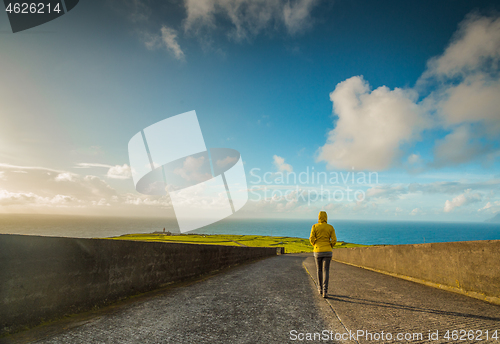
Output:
[1,214,500,245]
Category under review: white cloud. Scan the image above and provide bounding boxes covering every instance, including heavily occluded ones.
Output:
[317,76,429,170]
[0,190,42,206]
[50,194,79,205]
[183,0,321,41]
[479,202,493,211]
[143,26,185,60]
[323,202,345,214]
[432,125,490,167]
[242,176,500,217]
[366,185,407,201]
[173,156,212,182]
[421,14,500,80]
[409,179,500,194]
[0,190,78,207]
[76,163,132,180]
[283,0,319,35]
[410,208,422,216]
[55,172,78,182]
[0,163,64,173]
[362,179,499,209]
[115,0,321,59]
[123,193,171,207]
[273,155,293,172]
[436,77,500,132]
[109,0,186,59]
[91,198,111,207]
[75,163,111,168]
[0,163,176,215]
[0,164,116,206]
[422,15,500,166]
[478,201,500,213]
[183,0,216,34]
[107,164,132,180]
[318,14,500,171]
[0,172,5,180]
[405,153,425,173]
[251,188,314,213]
[443,189,482,212]
[216,156,238,168]
[407,154,422,165]
[159,26,185,60]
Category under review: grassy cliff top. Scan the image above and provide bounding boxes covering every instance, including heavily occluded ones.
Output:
[104,233,368,253]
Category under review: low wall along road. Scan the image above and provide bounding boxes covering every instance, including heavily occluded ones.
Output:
[331,240,500,305]
[0,234,277,336]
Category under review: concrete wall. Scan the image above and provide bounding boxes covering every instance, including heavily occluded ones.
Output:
[0,234,276,335]
[331,240,500,305]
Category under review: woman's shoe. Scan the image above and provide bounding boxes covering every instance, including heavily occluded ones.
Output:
[322,291,327,298]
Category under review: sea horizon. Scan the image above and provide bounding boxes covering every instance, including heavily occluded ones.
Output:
[1,213,500,246]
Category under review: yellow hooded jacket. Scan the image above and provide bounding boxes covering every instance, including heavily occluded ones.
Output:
[309,211,337,253]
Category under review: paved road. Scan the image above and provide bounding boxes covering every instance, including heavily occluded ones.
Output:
[6,255,500,344]
[12,255,346,344]
[303,258,500,343]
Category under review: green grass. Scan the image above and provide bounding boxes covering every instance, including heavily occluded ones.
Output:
[103,233,368,253]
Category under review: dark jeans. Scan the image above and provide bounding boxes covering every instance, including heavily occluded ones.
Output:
[315,256,331,292]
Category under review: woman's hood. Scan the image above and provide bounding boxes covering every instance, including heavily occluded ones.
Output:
[318,211,327,223]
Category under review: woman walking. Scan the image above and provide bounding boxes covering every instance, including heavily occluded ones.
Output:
[309,211,337,298]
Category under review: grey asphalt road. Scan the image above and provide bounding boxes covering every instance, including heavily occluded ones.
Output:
[303,258,500,344]
[12,254,347,344]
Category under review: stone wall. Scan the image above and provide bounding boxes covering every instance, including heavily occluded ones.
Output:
[331,240,500,305]
[0,234,276,335]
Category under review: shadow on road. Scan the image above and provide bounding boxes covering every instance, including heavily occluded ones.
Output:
[327,294,500,322]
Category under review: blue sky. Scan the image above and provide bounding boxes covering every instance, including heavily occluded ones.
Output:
[0,0,499,222]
